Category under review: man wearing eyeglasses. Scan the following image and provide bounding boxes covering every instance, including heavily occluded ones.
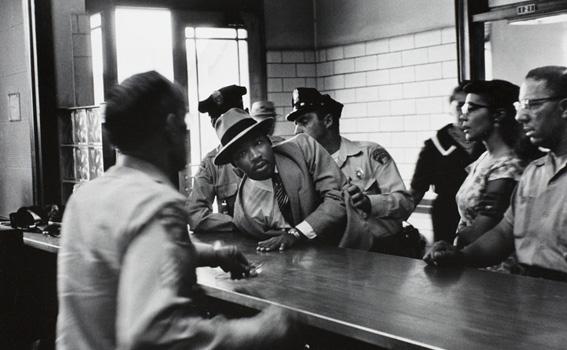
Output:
[424,66,567,282]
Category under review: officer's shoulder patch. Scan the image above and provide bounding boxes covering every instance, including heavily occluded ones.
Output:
[371,147,391,165]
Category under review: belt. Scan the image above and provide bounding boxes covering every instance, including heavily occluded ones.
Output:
[519,264,567,282]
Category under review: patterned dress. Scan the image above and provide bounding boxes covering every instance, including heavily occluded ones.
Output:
[455,151,524,235]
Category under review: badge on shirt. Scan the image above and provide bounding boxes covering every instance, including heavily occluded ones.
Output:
[372,148,391,165]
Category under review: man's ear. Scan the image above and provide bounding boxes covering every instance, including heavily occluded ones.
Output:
[164,113,181,140]
[559,98,567,120]
[323,113,334,129]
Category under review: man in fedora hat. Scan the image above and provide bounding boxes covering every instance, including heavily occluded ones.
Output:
[187,85,247,233]
[287,88,413,253]
[214,108,348,252]
[57,72,294,349]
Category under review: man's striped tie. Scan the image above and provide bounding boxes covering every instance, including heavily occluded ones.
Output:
[272,173,293,225]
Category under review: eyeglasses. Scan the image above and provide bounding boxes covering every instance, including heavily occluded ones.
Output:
[461,102,490,115]
[514,96,565,111]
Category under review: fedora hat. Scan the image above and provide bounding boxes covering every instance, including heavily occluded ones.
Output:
[214,108,274,165]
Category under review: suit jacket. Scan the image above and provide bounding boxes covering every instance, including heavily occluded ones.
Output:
[233,134,347,243]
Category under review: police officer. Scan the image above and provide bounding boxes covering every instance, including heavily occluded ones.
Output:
[187,85,246,232]
[250,100,286,143]
[287,88,414,253]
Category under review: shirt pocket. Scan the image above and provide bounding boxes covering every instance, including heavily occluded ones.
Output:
[215,182,238,200]
[351,178,380,194]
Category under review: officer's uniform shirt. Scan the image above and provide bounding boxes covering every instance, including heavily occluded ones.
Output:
[187,146,241,232]
[494,152,567,273]
[334,137,413,237]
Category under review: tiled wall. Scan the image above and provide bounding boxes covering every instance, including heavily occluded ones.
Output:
[267,27,458,183]
[267,27,460,239]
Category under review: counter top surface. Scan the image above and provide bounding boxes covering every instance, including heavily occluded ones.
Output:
[17,228,567,349]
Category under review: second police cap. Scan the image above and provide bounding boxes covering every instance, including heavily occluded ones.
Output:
[286,87,343,121]
[198,85,247,119]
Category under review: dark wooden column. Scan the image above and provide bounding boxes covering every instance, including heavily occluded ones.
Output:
[455,0,488,82]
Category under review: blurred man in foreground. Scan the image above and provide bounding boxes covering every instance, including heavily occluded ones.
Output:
[57,71,293,349]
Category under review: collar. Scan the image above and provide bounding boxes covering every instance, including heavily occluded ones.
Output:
[545,151,567,172]
[335,137,363,168]
[115,153,173,186]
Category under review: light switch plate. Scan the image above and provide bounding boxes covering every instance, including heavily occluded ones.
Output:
[8,92,21,122]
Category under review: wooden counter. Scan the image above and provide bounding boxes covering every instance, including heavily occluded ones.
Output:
[193,232,567,350]
[19,230,567,350]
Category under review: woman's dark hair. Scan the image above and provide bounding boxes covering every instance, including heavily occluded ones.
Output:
[103,71,186,152]
[464,79,543,163]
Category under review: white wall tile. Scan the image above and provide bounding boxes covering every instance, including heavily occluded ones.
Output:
[442,27,456,43]
[344,43,366,58]
[367,101,391,116]
[389,34,414,51]
[442,60,458,78]
[378,84,403,100]
[266,51,282,63]
[366,38,389,55]
[297,63,317,77]
[282,50,305,63]
[317,49,327,62]
[414,30,442,48]
[390,99,416,115]
[389,66,415,83]
[317,77,325,90]
[343,103,367,118]
[428,43,457,62]
[283,78,306,91]
[428,78,457,97]
[364,117,381,132]
[316,62,334,77]
[305,77,317,88]
[334,58,355,74]
[403,81,430,98]
[324,75,345,90]
[404,115,430,131]
[415,97,445,114]
[267,78,283,92]
[327,46,344,61]
[380,116,405,131]
[268,92,291,107]
[355,55,378,72]
[415,63,443,81]
[402,48,429,66]
[341,118,358,133]
[344,72,366,88]
[366,70,390,86]
[377,52,402,69]
[355,86,379,102]
[267,64,296,78]
[304,50,316,63]
[335,88,356,103]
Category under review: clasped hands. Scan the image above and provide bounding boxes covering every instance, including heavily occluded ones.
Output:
[423,241,465,266]
[345,184,371,214]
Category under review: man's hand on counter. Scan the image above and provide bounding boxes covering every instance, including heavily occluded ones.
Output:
[257,230,300,252]
[213,244,254,279]
[423,241,465,267]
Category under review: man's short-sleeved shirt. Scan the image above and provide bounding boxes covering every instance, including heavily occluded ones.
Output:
[506,152,567,273]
